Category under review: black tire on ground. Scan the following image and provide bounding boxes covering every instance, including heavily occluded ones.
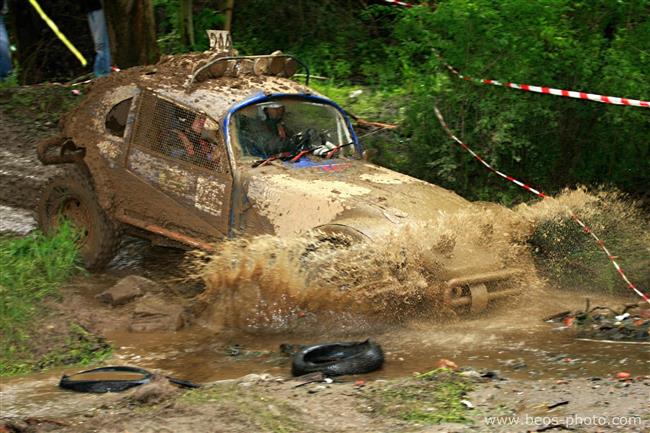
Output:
[291,339,384,377]
[37,167,120,270]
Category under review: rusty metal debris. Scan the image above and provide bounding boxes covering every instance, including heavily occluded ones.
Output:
[546,301,650,342]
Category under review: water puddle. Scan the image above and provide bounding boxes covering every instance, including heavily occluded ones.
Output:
[3,300,647,418]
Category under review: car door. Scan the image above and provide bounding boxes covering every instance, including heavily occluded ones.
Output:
[122,89,233,242]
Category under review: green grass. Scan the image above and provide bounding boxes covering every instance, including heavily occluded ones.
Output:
[0,222,81,340]
[367,369,474,425]
[1,324,112,376]
[0,222,111,376]
[0,72,19,89]
[36,323,112,369]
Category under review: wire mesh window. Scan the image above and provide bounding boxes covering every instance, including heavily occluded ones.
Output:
[131,91,228,173]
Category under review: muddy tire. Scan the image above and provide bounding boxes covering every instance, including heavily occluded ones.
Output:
[38,167,120,271]
[292,340,384,377]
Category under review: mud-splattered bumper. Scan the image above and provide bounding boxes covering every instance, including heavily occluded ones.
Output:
[444,269,521,313]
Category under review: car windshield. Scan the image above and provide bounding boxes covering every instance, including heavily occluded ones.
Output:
[231,98,356,159]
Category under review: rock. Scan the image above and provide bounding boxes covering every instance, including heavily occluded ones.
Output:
[459,369,482,379]
[436,358,459,370]
[308,385,327,394]
[238,373,263,386]
[481,370,502,380]
[500,358,527,370]
[130,377,179,404]
[98,275,160,306]
[460,399,474,409]
[237,373,277,387]
[128,295,184,332]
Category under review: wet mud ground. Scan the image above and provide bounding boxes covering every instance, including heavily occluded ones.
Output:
[1,107,648,432]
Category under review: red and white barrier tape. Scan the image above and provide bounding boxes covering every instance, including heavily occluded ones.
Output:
[436,53,650,109]
[381,0,414,7]
[433,106,650,305]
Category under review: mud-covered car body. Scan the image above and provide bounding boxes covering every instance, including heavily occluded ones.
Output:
[39,53,519,311]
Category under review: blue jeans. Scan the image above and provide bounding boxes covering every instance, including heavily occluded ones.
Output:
[87,9,111,77]
[0,15,11,80]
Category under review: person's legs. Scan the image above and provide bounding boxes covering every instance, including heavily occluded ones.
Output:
[0,15,12,80]
[86,9,111,77]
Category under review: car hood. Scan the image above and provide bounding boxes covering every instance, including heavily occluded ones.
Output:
[242,159,472,239]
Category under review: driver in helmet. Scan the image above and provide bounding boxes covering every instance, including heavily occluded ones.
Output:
[238,102,324,158]
[263,103,288,136]
[260,103,293,155]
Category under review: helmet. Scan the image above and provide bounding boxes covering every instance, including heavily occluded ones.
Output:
[262,103,285,120]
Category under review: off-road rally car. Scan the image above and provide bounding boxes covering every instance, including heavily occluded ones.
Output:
[37,50,520,313]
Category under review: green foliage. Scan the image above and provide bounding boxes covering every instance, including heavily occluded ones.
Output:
[154,0,225,53]
[193,7,225,50]
[217,0,650,203]
[231,1,400,81]
[380,1,650,202]
[5,1,648,202]
[367,369,474,425]
[0,72,19,89]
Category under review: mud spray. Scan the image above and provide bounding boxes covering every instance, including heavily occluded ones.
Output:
[196,189,648,334]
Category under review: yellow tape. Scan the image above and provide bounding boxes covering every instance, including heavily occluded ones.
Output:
[27,0,88,67]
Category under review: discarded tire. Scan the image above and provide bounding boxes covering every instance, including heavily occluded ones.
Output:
[59,366,152,393]
[59,366,200,393]
[291,339,384,377]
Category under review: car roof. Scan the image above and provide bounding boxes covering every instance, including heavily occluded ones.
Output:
[88,52,320,120]
[154,76,317,120]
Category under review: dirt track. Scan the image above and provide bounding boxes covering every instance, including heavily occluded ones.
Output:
[3,373,649,433]
[0,113,60,210]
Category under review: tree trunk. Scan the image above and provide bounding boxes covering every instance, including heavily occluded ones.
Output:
[224,0,234,32]
[103,0,159,68]
[179,0,194,48]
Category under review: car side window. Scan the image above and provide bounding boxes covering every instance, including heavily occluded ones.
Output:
[131,91,228,173]
[105,98,133,137]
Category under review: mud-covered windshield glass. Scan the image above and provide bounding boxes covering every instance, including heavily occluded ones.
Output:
[231,98,355,159]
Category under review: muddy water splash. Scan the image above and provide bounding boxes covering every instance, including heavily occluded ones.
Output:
[198,188,648,333]
[198,203,541,333]
[519,188,650,295]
